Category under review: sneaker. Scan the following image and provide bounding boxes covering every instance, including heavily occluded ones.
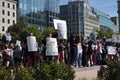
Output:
[76,66,79,68]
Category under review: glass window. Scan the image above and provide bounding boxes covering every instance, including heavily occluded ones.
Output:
[8,19,10,24]
[8,11,10,16]
[2,18,5,23]
[2,10,5,15]
[13,20,15,24]
[13,12,15,17]
[8,3,10,8]
[13,5,15,9]
[2,2,5,7]
[2,26,5,31]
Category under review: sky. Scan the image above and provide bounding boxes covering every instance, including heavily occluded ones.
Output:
[60,0,118,16]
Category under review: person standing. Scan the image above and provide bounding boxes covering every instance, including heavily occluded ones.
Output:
[26,33,38,66]
[75,35,83,68]
[58,40,65,63]
[86,37,94,66]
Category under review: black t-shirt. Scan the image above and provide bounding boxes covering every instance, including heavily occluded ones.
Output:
[58,45,64,52]
[3,56,14,69]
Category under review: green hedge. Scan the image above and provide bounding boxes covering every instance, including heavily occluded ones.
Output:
[98,60,120,80]
[0,63,75,80]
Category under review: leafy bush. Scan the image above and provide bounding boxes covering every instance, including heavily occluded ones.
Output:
[105,60,120,80]
[0,63,75,80]
[0,66,13,80]
[15,66,35,80]
[33,63,75,80]
[98,60,120,80]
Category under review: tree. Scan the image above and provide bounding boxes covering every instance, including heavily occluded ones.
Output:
[6,21,43,43]
[42,27,55,37]
[95,28,114,39]
[7,21,26,42]
[25,25,43,43]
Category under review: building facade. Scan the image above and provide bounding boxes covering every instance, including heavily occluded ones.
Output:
[92,9,113,30]
[92,8,119,33]
[117,0,120,33]
[111,17,119,34]
[60,0,99,37]
[18,0,59,30]
[0,0,17,35]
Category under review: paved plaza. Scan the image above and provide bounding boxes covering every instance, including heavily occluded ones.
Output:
[74,66,101,80]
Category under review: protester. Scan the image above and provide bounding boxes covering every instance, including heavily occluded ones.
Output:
[82,38,88,67]
[25,33,38,66]
[74,35,83,68]
[69,34,76,65]
[86,37,94,66]
[3,44,15,69]
[58,40,65,63]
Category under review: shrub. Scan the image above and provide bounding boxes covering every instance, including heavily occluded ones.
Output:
[33,63,75,80]
[98,60,120,80]
[14,66,35,80]
[105,60,120,80]
[0,63,75,80]
[0,66,13,80]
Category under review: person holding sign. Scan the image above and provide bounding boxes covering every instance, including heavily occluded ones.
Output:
[26,33,38,66]
[45,34,58,63]
[58,40,65,63]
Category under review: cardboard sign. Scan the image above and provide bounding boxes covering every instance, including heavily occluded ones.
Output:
[107,46,116,55]
[27,36,37,51]
[16,40,21,46]
[6,35,11,41]
[46,38,58,56]
[53,19,67,39]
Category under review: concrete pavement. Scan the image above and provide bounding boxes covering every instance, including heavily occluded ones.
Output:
[74,66,100,80]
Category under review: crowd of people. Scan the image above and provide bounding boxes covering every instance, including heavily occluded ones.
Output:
[0,32,120,69]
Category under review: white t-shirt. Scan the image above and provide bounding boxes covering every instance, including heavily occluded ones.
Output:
[77,43,83,53]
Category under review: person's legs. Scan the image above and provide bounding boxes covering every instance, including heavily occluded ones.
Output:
[75,47,78,67]
[78,53,82,67]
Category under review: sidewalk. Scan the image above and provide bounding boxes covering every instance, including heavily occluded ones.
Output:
[74,66,100,80]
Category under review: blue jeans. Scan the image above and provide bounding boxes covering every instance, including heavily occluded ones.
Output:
[75,47,82,67]
[98,53,102,62]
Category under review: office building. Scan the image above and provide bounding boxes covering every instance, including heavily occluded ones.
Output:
[18,0,59,30]
[111,17,119,34]
[92,8,119,34]
[60,0,99,37]
[92,9,114,30]
[117,0,120,33]
[0,0,17,35]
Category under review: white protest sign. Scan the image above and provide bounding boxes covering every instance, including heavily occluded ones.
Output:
[57,22,67,39]
[53,19,67,39]
[46,38,58,56]
[27,36,37,51]
[6,35,11,41]
[107,46,117,55]
[16,40,21,46]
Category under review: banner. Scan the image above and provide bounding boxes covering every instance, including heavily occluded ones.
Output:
[53,19,59,29]
[46,38,58,56]
[107,46,117,55]
[53,19,67,39]
[57,23,67,39]
[27,36,37,51]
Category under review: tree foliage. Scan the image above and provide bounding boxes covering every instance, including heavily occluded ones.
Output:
[25,25,43,43]
[6,21,56,44]
[42,27,55,37]
[95,28,114,39]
